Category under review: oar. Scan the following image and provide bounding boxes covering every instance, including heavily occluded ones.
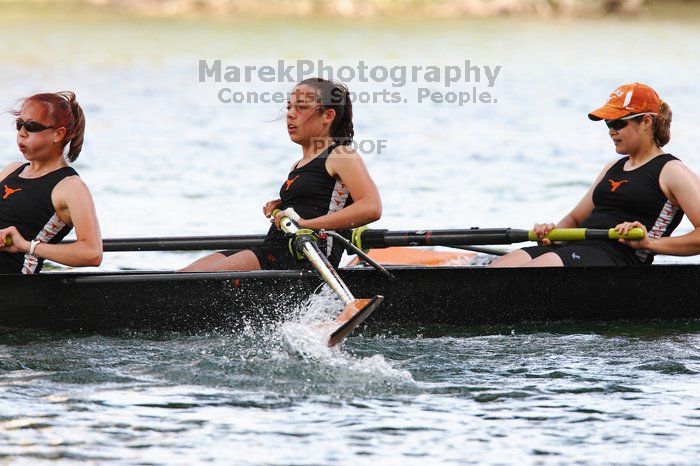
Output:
[89,235,266,252]
[354,227,645,249]
[273,209,383,347]
[46,227,644,253]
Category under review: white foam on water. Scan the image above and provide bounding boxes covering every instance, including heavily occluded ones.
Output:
[278,287,414,383]
[279,322,330,360]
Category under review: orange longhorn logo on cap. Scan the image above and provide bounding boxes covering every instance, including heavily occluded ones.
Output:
[609,89,625,101]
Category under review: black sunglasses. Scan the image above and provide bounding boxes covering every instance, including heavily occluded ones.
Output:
[15,119,56,133]
[605,113,648,131]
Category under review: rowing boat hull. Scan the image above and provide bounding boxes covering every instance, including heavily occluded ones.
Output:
[2,265,699,331]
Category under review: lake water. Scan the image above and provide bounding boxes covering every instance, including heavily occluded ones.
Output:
[1,5,700,464]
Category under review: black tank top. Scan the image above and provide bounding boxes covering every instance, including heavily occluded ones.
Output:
[580,154,684,264]
[265,144,355,261]
[0,163,78,274]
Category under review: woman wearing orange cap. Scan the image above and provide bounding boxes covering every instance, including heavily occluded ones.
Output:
[490,82,700,267]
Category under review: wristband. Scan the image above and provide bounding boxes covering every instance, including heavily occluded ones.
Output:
[28,239,40,257]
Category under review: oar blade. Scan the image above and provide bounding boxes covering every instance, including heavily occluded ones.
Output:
[328,295,383,347]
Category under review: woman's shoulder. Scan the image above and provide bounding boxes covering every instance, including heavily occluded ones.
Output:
[646,153,685,175]
[659,153,682,165]
[600,158,624,172]
[54,172,88,191]
[660,155,692,176]
[328,144,361,161]
[0,162,26,181]
[2,161,26,173]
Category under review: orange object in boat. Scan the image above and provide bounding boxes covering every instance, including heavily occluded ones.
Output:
[348,247,476,267]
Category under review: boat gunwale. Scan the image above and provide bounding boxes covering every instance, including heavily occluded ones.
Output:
[9,262,700,277]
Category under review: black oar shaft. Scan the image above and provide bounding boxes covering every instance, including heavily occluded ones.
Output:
[359,228,530,249]
[63,235,267,252]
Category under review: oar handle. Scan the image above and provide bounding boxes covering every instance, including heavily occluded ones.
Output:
[273,208,356,304]
[527,227,646,242]
[3,237,12,247]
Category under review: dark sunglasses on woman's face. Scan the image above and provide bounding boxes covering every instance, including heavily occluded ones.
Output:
[605,118,632,131]
[605,112,654,131]
[15,119,55,133]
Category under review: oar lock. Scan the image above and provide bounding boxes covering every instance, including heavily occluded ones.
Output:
[287,229,320,260]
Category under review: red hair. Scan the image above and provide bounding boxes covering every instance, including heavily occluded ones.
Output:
[13,91,86,162]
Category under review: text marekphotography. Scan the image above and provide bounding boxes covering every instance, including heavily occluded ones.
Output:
[199,59,502,106]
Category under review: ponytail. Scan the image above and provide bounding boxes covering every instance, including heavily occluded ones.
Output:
[653,101,672,147]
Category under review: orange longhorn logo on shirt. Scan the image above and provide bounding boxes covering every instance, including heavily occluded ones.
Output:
[285,175,300,191]
[608,179,629,192]
[2,185,22,200]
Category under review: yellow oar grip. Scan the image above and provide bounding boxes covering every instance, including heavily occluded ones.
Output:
[608,227,646,240]
[527,228,586,241]
[527,227,646,242]
[3,237,12,247]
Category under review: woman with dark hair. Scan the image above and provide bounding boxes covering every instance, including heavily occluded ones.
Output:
[182,78,382,271]
[0,91,102,273]
[490,82,700,267]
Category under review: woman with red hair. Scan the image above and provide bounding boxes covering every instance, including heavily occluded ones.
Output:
[0,91,102,273]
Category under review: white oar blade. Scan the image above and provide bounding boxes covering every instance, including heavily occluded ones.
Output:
[328,295,383,347]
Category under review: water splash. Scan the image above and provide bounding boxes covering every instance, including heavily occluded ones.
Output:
[278,287,414,384]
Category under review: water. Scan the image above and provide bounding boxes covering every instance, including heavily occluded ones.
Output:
[2,321,700,464]
[2,5,700,464]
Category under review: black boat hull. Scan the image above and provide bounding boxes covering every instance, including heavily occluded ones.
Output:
[2,265,699,331]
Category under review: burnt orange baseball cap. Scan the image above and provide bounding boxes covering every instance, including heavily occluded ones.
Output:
[588,83,662,121]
